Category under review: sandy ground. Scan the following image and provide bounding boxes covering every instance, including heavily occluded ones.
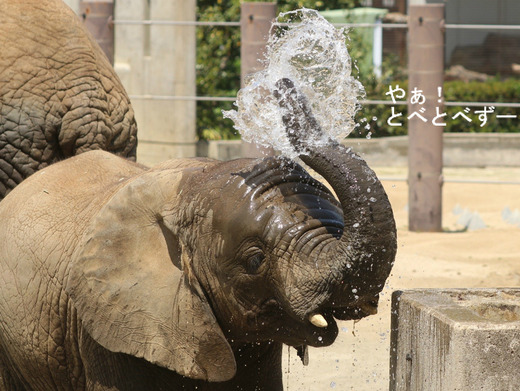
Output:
[282,166,520,390]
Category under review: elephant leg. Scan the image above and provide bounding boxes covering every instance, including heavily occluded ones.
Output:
[206,342,284,391]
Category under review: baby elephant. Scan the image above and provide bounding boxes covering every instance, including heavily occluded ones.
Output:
[0,82,396,390]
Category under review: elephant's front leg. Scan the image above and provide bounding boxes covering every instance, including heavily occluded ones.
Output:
[80,333,157,391]
[200,342,284,391]
[0,349,28,391]
[82,333,283,391]
[80,332,199,391]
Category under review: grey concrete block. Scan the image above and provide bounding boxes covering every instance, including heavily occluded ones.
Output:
[390,289,520,391]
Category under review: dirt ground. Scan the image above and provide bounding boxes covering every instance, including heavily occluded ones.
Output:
[282,166,520,391]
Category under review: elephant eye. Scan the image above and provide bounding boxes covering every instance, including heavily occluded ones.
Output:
[245,253,265,274]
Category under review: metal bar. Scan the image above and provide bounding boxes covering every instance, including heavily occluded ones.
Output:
[444,23,520,30]
[128,95,236,102]
[112,19,241,26]
[127,96,520,107]
[139,139,199,146]
[275,22,408,28]
[407,4,445,233]
[444,101,520,108]
[364,100,520,107]
[113,20,520,31]
[113,20,407,28]
[360,99,407,105]
[380,177,520,186]
[333,23,408,28]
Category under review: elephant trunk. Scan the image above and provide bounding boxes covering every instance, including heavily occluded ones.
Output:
[274,78,397,320]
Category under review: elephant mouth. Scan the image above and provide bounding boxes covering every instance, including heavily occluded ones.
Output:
[248,298,378,348]
[301,300,379,347]
[329,300,379,320]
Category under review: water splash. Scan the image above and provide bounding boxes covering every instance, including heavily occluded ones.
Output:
[223,8,365,158]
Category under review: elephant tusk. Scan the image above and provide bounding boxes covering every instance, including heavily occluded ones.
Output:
[308,313,328,328]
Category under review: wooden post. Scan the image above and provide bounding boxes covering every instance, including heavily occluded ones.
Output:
[240,2,277,158]
[80,0,114,64]
[407,4,445,232]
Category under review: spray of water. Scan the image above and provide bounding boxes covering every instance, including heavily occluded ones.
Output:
[223,8,365,158]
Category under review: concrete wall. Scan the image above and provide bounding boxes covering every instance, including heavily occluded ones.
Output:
[347,133,520,167]
[199,133,520,167]
[390,289,520,391]
[114,0,197,165]
[62,0,80,14]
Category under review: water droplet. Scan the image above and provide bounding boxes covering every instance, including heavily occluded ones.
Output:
[222,9,366,159]
[318,336,323,342]
[330,381,336,388]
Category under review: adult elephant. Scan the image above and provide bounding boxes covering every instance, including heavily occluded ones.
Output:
[0,0,137,199]
[0,80,396,390]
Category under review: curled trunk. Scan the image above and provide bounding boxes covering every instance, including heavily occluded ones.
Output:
[275,78,397,317]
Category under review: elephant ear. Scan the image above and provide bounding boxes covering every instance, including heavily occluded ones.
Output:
[66,169,236,382]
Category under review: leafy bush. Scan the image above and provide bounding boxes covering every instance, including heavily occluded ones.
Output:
[196,1,241,140]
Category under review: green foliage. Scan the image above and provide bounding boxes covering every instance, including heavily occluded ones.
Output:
[351,78,520,138]
[196,1,241,140]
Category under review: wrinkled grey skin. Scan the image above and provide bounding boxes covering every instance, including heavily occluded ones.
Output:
[0,80,396,390]
[0,0,137,199]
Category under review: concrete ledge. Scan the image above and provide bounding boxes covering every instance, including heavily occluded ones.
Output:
[196,139,243,161]
[390,289,520,391]
[198,134,520,167]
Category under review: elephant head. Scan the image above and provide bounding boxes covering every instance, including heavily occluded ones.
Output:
[0,0,137,199]
[62,80,396,384]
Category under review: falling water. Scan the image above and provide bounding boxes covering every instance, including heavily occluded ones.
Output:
[223,8,365,159]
